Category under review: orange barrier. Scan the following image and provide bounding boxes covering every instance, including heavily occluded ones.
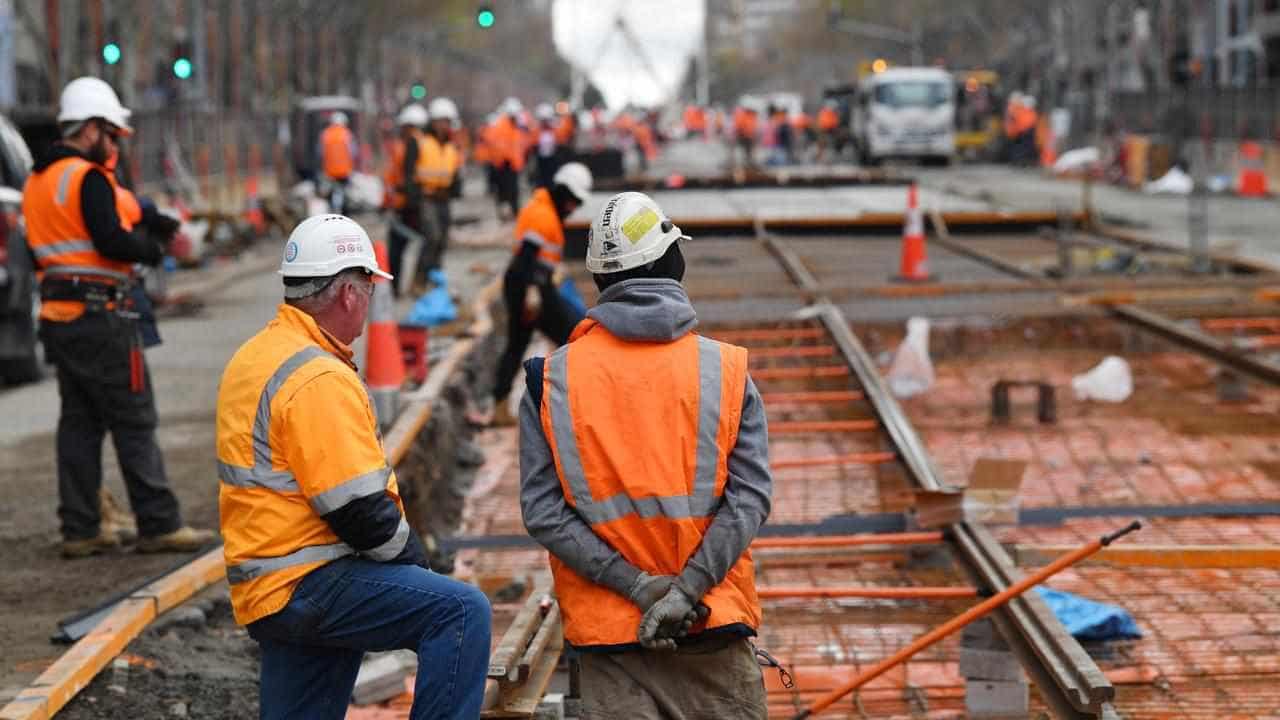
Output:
[758,586,976,600]
[748,345,836,359]
[772,451,897,470]
[711,327,826,343]
[1238,140,1268,197]
[897,183,931,281]
[1201,317,1280,331]
[752,365,850,380]
[769,419,878,435]
[761,390,864,404]
[752,531,943,549]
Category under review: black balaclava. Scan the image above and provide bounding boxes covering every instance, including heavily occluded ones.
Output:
[593,241,685,293]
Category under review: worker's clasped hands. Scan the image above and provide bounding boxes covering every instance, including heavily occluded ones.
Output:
[628,572,710,651]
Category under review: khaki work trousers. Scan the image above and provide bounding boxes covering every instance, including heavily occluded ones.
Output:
[578,637,767,720]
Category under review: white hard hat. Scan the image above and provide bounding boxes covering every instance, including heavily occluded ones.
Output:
[331,111,349,126]
[501,97,524,115]
[58,76,133,135]
[552,162,592,203]
[587,192,687,274]
[279,215,392,292]
[1022,95,1037,109]
[535,102,554,121]
[396,104,428,127]
[428,97,460,124]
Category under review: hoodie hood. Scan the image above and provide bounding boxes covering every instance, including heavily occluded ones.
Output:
[586,278,697,342]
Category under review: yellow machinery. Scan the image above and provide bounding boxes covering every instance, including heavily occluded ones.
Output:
[953,70,1001,156]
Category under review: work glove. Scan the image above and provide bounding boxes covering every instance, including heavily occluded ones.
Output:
[638,585,700,651]
[626,572,674,612]
[140,208,181,241]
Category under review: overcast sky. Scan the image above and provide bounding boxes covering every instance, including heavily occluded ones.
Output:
[551,0,705,109]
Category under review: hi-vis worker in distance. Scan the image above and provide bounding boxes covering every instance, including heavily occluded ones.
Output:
[519,192,773,718]
[319,111,357,215]
[216,215,490,719]
[382,102,428,297]
[415,96,463,281]
[24,76,212,558]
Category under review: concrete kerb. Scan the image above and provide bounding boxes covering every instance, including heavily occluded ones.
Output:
[0,273,503,720]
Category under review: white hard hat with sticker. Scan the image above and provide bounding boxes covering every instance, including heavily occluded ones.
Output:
[396,104,428,127]
[280,214,391,281]
[586,192,687,274]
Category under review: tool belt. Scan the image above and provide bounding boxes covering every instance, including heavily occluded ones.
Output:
[40,275,136,317]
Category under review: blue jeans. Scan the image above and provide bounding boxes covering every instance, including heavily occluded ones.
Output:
[248,557,492,720]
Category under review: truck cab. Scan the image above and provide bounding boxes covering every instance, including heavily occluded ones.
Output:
[852,67,955,166]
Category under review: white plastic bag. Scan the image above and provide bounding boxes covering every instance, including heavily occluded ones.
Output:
[1071,356,1133,402]
[887,317,935,398]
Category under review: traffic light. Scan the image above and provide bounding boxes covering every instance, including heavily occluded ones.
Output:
[172,39,193,80]
[476,5,495,28]
[411,84,427,100]
[102,43,121,66]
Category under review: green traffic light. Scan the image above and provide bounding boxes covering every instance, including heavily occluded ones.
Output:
[477,9,494,27]
[103,43,121,65]
[173,57,193,79]
[411,84,427,100]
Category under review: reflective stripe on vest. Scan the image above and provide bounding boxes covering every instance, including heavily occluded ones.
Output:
[415,136,458,191]
[42,265,132,282]
[32,239,96,261]
[227,542,352,584]
[521,229,562,267]
[545,335,724,524]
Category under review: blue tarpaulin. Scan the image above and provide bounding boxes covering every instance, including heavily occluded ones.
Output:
[559,277,588,321]
[1035,587,1142,642]
[404,269,458,327]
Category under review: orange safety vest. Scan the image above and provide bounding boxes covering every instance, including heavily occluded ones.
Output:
[554,114,576,146]
[105,151,141,229]
[217,304,411,625]
[512,187,564,268]
[633,122,657,160]
[415,133,461,194]
[539,319,761,648]
[733,109,757,139]
[817,107,839,131]
[22,156,136,322]
[791,112,811,131]
[320,124,355,180]
[491,116,526,172]
[382,134,412,210]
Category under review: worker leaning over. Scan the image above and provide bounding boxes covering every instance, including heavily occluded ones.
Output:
[490,162,592,426]
[319,111,357,215]
[383,103,428,297]
[520,192,773,718]
[491,97,527,219]
[414,97,463,280]
[24,77,211,558]
[216,214,491,719]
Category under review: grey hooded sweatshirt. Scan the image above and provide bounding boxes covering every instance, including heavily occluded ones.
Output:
[519,278,773,614]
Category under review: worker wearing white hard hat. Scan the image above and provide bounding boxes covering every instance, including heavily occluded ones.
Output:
[412,97,463,283]
[25,76,212,558]
[383,105,429,296]
[319,111,358,214]
[519,192,771,717]
[489,161,593,425]
[218,213,491,718]
[533,102,559,189]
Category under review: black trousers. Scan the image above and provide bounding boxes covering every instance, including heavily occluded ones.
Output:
[417,196,452,276]
[388,205,422,298]
[40,313,183,540]
[493,261,576,403]
[495,165,520,218]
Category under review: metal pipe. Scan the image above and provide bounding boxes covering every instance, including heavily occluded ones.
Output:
[748,345,837,359]
[769,419,878,435]
[771,451,896,470]
[792,521,1142,719]
[1201,317,1280,331]
[751,365,850,380]
[758,586,975,600]
[761,390,865,404]
[711,327,826,343]
[752,531,943,549]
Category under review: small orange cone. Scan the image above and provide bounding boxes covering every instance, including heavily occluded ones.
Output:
[1238,140,1268,197]
[366,240,406,429]
[897,183,932,282]
[243,175,267,236]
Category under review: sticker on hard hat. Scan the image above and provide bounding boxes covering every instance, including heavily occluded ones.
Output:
[285,241,299,262]
[621,208,659,244]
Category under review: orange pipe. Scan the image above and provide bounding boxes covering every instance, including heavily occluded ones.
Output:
[793,521,1143,719]
[758,586,976,600]
[752,531,943,549]
[771,451,896,470]
[752,365,850,380]
[1238,334,1280,350]
[749,345,837,359]
[761,390,864,404]
[712,327,825,342]
[770,419,878,434]
[1201,317,1280,331]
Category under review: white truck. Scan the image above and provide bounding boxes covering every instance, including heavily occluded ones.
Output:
[852,67,955,166]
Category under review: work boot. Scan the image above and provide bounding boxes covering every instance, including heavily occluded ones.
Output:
[61,531,122,559]
[100,488,138,544]
[136,526,217,554]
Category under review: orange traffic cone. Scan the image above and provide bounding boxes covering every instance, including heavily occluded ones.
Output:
[897,183,932,282]
[243,175,267,236]
[1237,140,1268,197]
[366,240,406,429]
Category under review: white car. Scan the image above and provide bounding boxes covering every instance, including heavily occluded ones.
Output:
[0,113,40,385]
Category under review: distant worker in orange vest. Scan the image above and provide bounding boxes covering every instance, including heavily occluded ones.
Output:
[382,103,428,297]
[490,162,593,426]
[491,97,527,219]
[519,192,773,718]
[732,105,759,169]
[23,77,211,558]
[319,112,358,214]
[632,114,658,172]
[816,99,840,162]
[791,109,812,159]
[415,97,464,281]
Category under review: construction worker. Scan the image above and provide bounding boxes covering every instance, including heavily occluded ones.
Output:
[217,214,491,719]
[382,103,428,297]
[319,111,357,214]
[490,162,592,426]
[817,99,840,162]
[632,113,658,173]
[24,77,212,558]
[519,192,772,718]
[491,98,527,219]
[534,102,560,191]
[732,105,759,169]
[414,97,463,280]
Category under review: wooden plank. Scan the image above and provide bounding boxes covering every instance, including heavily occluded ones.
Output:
[131,548,226,614]
[488,582,551,684]
[482,631,564,718]
[516,605,560,684]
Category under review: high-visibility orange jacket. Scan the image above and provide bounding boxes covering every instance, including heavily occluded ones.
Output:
[104,151,141,228]
[684,106,707,133]
[416,133,461,194]
[23,156,136,322]
[320,124,356,180]
[554,114,577,146]
[791,112,811,132]
[216,304,418,625]
[633,122,657,161]
[382,133,415,210]
[490,116,526,171]
[512,187,563,268]
[537,316,762,648]
[733,108,758,140]
[817,107,839,131]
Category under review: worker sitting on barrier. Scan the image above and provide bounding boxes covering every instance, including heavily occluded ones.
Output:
[216,215,491,720]
[519,192,774,719]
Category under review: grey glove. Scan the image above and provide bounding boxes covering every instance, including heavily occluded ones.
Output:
[638,586,697,650]
[626,572,675,611]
